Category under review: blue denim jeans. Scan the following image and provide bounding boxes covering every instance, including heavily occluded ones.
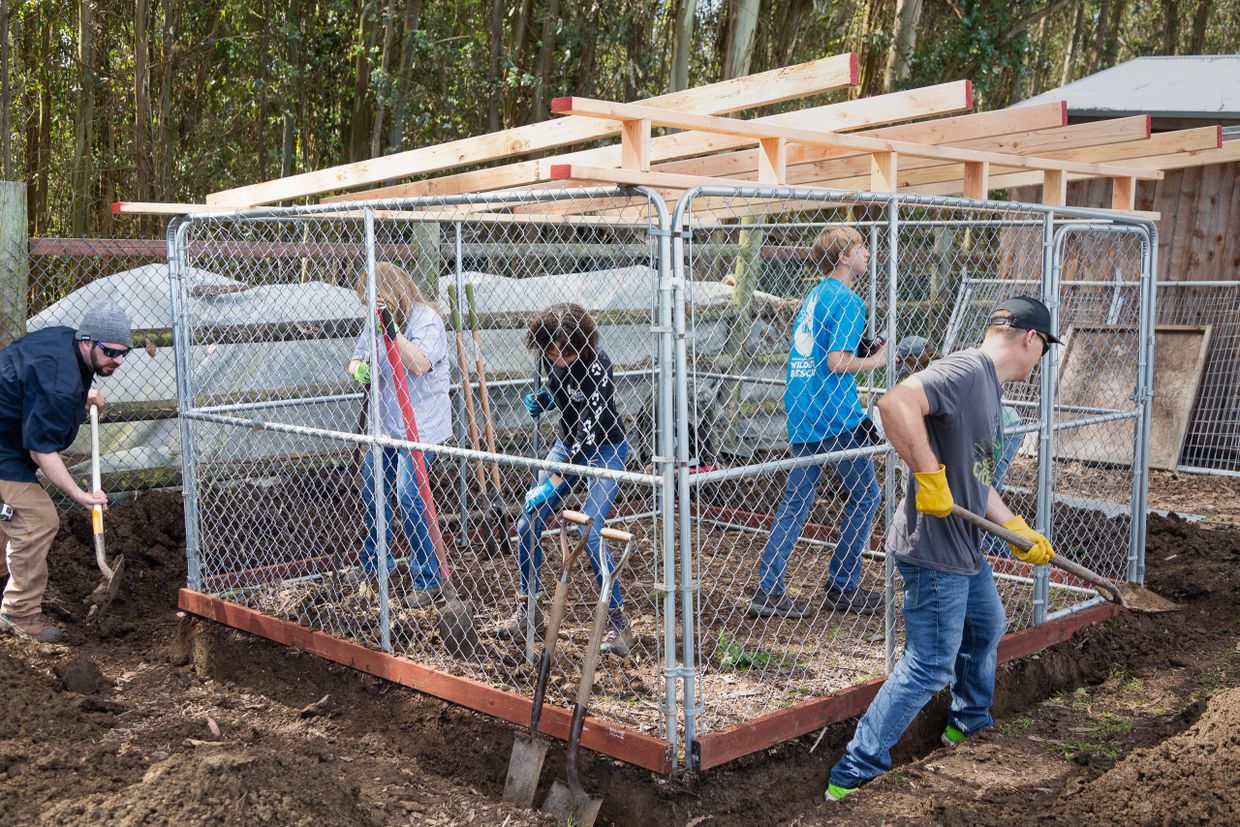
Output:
[829,558,1007,789]
[758,428,880,596]
[516,439,629,611]
[359,446,440,590]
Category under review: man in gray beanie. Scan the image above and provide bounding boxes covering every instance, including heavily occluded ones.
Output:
[0,300,133,642]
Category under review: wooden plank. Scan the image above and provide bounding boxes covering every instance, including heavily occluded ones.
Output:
[178,589,673,772]
[963,161,989,199]
[206,53,860,206]
[695,602,1118,769]
[870,151,897,193]
[620,118,652,171]
[757,137,787,185]
[551,96,1162,179]
[548,162,754,190]
[324,80,978,203]
[1043,169,1067,205]
[112,201,231,215]
[29,237,167,257]
[1112,176,1136,211]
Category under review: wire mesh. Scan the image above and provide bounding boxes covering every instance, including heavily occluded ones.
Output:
[674,188,1154,745]
[171,189,676,744]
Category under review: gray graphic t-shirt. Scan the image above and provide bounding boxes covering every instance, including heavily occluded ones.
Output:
[888,348,1005,575]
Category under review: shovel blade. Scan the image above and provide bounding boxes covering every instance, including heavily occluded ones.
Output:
[437,596,479,659]
[502,733,550,808]
[1115,583,1180,613]
[541,779,602,827]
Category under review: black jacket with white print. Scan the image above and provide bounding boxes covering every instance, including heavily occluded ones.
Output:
[546,349,625,457]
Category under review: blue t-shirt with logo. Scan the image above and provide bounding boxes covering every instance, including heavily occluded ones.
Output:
[784,277,867,444]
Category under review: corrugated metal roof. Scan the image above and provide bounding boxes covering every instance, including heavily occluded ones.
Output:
[1017,56,1240,119]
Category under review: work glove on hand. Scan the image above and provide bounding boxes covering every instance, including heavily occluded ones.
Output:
[523,478,561,514]
[351,361,371,385]
[524,388,554,417]
[913,465,954,518]
[376,307,398,341]
[1001,515,1055,566]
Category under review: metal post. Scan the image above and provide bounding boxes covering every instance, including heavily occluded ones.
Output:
[1133,224,1158,582]
[0,180,27,349]
[168,217,202,591]
[453,222,470,547]
[648,192,679,757]
[883,197,899,671]
[364,208,392,653]
[671,193,699,768]
[1034,211,1058,625]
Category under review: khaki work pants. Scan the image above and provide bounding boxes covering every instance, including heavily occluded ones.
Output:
[0,480,59,617]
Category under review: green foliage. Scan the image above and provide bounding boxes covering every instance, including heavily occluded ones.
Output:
[714,630,799,672]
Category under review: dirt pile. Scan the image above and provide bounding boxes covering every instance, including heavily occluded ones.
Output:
[39,747,380,826]
[1057,687,1240,824]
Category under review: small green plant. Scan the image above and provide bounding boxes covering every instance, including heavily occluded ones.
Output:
[714,630,799,671]
[1048,737,1088,760]
[998,715,1034,734]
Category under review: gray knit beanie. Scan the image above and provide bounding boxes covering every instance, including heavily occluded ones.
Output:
[76,300,133,347]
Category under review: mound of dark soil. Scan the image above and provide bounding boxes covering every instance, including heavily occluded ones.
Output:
[38,747,380,826]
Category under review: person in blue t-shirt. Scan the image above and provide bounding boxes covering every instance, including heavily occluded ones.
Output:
[0,301,132,643]
[750,227,888,620]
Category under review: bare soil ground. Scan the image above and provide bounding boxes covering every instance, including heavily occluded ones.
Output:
[2,489,1237,825]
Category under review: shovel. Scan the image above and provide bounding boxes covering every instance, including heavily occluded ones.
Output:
[377,304,479,656]
[952,505,1179,613]
[503,509,594,808]
[541,526,634,827]
[465,283,511,556]
[447,291,493,554]
[84,404,124,619]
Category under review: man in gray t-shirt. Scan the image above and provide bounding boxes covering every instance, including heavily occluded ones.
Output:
[826,296,1061,802]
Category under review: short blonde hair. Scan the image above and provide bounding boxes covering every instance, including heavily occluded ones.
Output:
[354,262,438,329]
[811,226,864,273]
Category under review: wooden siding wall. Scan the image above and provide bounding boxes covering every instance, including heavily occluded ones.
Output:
[1010,160,1240,281]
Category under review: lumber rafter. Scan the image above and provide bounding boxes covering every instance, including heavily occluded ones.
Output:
[549,96,1163,182]
[322,80,977,204]
[205,53,860,207]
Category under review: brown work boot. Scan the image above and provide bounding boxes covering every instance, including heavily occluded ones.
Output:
[0,611,64,643]
[494,599,543,642]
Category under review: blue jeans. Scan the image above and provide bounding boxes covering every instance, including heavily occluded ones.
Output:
[517,439,628,611]
[758,428,880,596]
[829,558,1007,789]
[359,446,440,590]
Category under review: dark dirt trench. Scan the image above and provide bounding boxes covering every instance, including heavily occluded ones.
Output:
[1,491,1237,826]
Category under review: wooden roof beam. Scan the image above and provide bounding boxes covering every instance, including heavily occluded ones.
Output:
[550,96,1163,182]
[204,53,859,207]
[322,80,976,204]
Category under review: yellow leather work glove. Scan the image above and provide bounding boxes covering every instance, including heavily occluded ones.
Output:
[913,465,953,518]
[1001,515,1055,566]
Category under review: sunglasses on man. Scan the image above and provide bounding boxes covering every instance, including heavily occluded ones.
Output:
[94,341,131,358]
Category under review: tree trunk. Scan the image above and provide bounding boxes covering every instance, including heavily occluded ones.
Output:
[34,19,50,232]
[1161,0,1180,54]
[349,0,376,162]
[157,0,180,202]
[281,0,302,179]
[883,0,922,93]
[1060,0,1082,86]
[508,0,534,123]
[71,0,95,235]
[387,0,420,149]
[532,0,560,122]
[723,0,759,80]
[370,0,397,157]
[774,0,810,67]
[670,0,696,92]
[487,0,502,131]
[1187,0,1211,52]
[1,0,11,181]
[134,0,150,228]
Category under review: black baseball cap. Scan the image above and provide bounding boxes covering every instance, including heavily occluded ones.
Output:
[988,296,1063,344]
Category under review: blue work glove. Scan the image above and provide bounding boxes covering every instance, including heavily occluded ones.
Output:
[523,478,561,513]
[351,361,371,385]
[524,388,554,417]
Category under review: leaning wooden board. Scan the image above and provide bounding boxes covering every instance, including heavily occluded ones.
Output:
[1054,324,1212,469]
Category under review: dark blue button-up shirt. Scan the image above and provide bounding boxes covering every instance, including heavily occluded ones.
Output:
[0,326,94,482]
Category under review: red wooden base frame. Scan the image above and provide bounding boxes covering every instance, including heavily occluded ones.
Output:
[178,588,672,773]
[694,601,1119,769]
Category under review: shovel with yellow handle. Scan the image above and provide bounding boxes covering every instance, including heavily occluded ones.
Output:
[85,404,124,619]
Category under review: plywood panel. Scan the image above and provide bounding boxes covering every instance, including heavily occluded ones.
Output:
[1055,324,1211,469]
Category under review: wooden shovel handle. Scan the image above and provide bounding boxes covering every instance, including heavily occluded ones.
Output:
[561,509,591,526]
[599,527,632,543]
